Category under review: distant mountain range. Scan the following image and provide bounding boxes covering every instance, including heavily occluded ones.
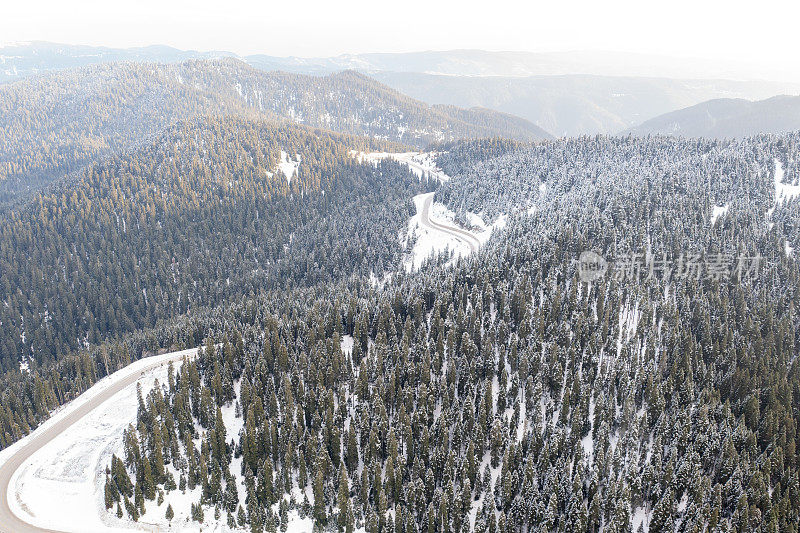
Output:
[0,41,234,81]
[6,43,790,80]
[370,72,800,137]
[4,42,799,138]
[0,57,549,204]
[625,95,800,138]
[248,49,800,83]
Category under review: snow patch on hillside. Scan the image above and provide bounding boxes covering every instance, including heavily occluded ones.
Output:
[774,159,800,203]
[616,301,641,357]
[352,151,451,182]
[368,271,394,289]
[340,334,354,356]
[581,397,595,466]
[767,159,800,229]
[710,203,729,225]
[463,211,507,246]
[278,151,301,184]
[632,505,650,532]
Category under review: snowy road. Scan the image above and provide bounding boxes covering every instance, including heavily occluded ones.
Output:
[0,348,197,533]
[418,193,481,253]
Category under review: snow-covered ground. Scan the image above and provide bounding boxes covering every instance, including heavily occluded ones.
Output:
[774,159,800,204]
[767,159,800,228]
[340,334,354,356]
[631,505,650,532]
[9,371,170,532]
[710,203,729,225]
[403,193,472,271]
[0,348,199,533]
[278,150,301,184]
[101,379,247,533]
[402,193,505,272]
[351,151,450,182]
[0,344,329,533]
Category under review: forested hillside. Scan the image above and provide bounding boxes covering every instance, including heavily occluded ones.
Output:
[220,66,551,145]
[100,133,800,532]
[1,131,799,533]
[0,58,548,205]
[0,60,256,205]
[0,117,433,370]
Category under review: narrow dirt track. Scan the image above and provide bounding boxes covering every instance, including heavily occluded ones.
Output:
[0,350,194,533]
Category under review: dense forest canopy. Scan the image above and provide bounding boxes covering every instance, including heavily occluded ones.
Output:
[0,71,798,532]
[98,129,800,531]
[0,117,433,369]
[0,59,549,206]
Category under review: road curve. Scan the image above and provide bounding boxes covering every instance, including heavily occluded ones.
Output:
[0,349,196,533]
[418,194,482,253]
[1,195,477,533]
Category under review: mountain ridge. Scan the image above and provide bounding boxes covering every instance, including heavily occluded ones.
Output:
[5,42,799,139]
[5,42,793,81]
[0,57,549,204]
[625,94,800,138]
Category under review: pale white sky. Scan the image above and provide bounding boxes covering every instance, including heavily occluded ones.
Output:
[2,0,798,69]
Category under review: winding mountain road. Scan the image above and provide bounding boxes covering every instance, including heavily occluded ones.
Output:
[0,349,196,533]
[418,193,482,253]
[0,194,478,533]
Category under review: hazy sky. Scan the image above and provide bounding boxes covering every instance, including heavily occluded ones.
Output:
[2,0,798,68]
